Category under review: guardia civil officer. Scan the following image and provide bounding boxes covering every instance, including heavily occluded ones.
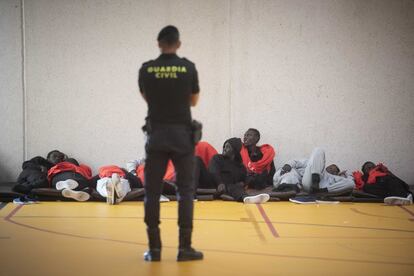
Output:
[138,26,203,262]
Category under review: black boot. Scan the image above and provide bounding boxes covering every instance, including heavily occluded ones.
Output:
[144,227,161,262]
[177,228,203,262]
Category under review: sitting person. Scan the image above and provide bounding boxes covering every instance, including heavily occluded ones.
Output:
[14,156,53,194]
[90,165,143,204]
[47,158,92,201]
[208,137,270,204]
[273,147,354,195]
[240,128,276,190]
[353,162,412,205]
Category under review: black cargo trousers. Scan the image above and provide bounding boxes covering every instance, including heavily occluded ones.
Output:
[144,124,195,229]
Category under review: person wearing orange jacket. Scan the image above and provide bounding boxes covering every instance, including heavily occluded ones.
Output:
[353,162,412,205]
[241,128,276,190]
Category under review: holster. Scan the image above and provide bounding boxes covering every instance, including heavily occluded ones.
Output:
[191,120,203,144]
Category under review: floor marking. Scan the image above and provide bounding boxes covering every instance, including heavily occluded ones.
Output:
[244,205,266,241]
[3,205,414,266]
[399,206,414,221]
[256,203,279,238]
[350,207,408,220]
[6,214,414,233]
[5,204,22,220]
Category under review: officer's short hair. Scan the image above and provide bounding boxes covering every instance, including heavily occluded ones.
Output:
[157,25,180,46]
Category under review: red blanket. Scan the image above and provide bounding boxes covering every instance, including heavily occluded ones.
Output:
[195,141,218,167]
[352,163,389,190]
[240,144,275,174]
[47,161,92,185]
[136,160,175,185]
[98,165,126,179]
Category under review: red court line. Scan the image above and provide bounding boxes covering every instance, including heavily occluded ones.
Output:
[5,204,23,220]
[399,206,414,221]
[256,203,279,238]
[3,205,414,266]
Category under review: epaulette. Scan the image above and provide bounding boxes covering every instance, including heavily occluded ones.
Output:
[181,57,194,65]
[142,60,154,66]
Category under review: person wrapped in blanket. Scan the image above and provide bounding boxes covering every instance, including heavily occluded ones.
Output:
[90,165,143,204]
[241,128,276,190]
[353,162,413,205]
[47,157,92,202]
[14,156,53,195]
[208,137,270,204]
[13,149,70,196]
[273,147,355,195]
[126,141,219,200]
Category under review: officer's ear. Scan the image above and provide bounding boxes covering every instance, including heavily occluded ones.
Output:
[176,40,181,49]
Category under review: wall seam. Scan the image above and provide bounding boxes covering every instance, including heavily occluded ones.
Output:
[228,0,233,136]
[21,0,27,160]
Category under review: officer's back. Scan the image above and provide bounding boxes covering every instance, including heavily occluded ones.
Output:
[139,53,198,126]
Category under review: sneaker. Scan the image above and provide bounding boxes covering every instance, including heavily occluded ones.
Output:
[384,194,413,205]
[289,195,317,204]
[160,195,170,202]
[56,179,79,191]
[316,199,340,204]
[111,173,121,204]
[13,196,39,205]
[243,194,270,204]
[61,189,90,202]
[112,173,121,197]
[106,181,115,205]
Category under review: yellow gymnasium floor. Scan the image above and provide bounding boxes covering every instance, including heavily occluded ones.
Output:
[1,201,413,276]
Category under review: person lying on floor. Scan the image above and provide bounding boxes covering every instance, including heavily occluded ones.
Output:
[353,162,412,205]
[47,158,92,201]
[126,141,219,191]
[273,147,354,195]
[46,150,68,165]
[90,165,143,204]
[14,156,54,194]
[126,159,176,198]
[241,128,276,190]
[208,137,270,204]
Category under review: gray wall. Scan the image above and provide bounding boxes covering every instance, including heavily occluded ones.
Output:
[1,0,413,183]
[0,0,23,182]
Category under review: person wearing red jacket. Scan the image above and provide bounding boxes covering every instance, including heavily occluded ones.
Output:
[90,165,143,204]
[47,158,92,201]
[241,128,276,190]
[353,162,412,205]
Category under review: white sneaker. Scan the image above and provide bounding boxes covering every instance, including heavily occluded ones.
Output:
[159,195,170,202]
[106,181,115,205]
[62,189,90,202]
[112,173,121,195]
[384,194,413,205]
[56,179,79,190]
[243,194,270,204]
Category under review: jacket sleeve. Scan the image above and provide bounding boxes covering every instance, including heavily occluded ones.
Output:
[287,158,308,170]
[352,171,364,190]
